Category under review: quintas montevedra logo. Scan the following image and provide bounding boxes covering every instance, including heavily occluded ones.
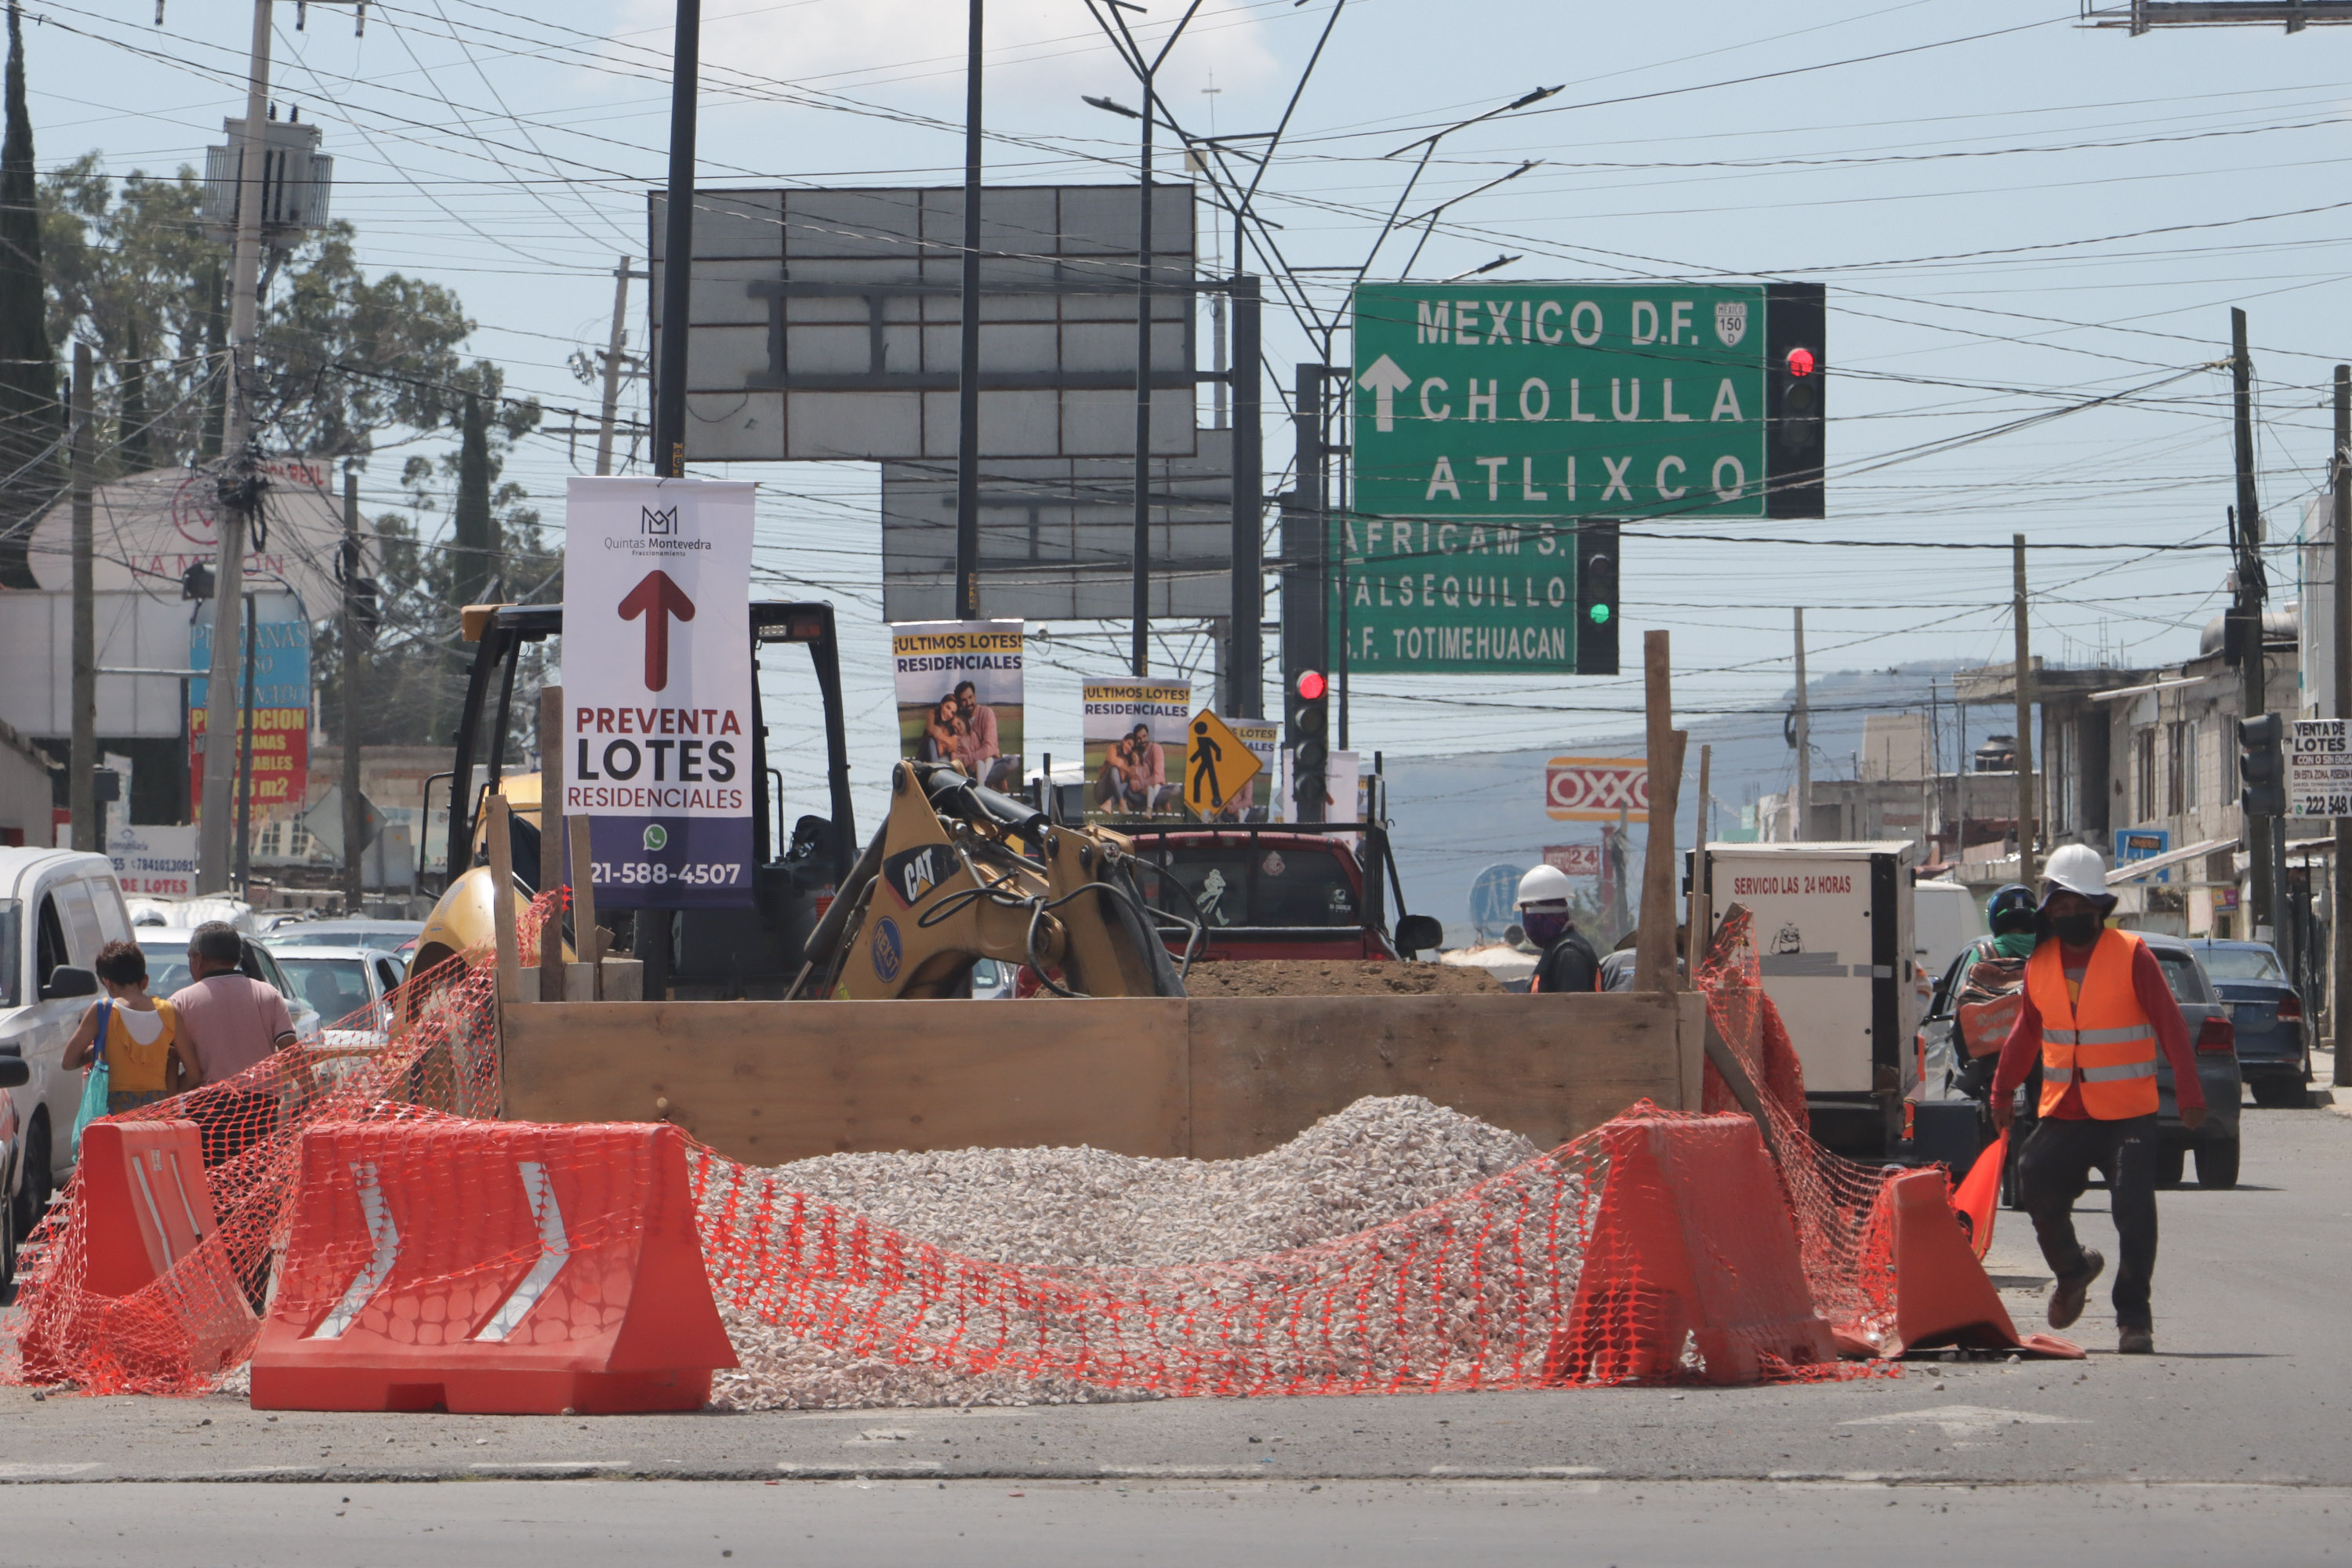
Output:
[641,505,678,536]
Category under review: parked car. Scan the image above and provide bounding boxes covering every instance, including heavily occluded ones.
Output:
[2183,938,2308,1108]
[268,947,406,1040]
[1121,823,1443,964]
[136,929,324,1051]
[0,846,135,1279]
[263,919,423,958]
[2140,932,2245,1189]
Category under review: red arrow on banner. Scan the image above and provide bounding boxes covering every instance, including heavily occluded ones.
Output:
[617,570,696,691]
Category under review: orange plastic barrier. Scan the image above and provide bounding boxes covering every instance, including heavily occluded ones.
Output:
[1883,1168,2081,1359]
[1547,1112,1838,1385]
[249,1120,736,1414]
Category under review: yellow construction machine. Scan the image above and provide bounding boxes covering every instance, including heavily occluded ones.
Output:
[791,760,1188,1000]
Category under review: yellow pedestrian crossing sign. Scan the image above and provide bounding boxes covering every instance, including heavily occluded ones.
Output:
[1184,708,1262,816]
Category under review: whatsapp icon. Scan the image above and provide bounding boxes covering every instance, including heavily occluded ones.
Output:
[642,824,668,852]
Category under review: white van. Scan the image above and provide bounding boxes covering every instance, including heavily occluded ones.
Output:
[1913,878,1987,997]
[0,848,133,1281]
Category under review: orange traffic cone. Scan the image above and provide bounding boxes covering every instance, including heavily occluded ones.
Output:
[1952,1131,2005,1261]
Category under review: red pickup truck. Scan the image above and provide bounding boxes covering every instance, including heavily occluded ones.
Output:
[1120,823,1442,964]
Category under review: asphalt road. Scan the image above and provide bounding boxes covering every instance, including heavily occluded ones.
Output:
[1,1098,2344,1559]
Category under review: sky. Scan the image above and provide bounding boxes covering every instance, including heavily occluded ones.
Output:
[27,0,2352,840]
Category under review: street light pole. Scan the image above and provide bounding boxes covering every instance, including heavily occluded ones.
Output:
[1129,70,1154,677]
[954,0,984,622]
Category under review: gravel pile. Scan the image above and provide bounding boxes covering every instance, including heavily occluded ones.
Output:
[708,1096,1543,1410]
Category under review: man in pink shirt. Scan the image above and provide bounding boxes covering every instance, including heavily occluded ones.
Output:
[952,681,1000,783]
[171,923,296,1167]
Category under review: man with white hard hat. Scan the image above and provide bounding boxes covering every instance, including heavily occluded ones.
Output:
[1990,841,2205,1355]
[1517,864,1601,993]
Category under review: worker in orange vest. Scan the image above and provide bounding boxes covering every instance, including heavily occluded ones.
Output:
[1990,844,2206,1355]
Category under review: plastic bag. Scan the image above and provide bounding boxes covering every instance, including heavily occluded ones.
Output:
[70,1001,111,1157]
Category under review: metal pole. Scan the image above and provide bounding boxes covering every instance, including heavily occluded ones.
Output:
[198,0,273,893]
[2234,307,2274,938]
[2013,534,2037,887]
[1227,276,1261,717]
[69,341,94,852]
[593,256,631,477]
[953,0,983,621]
[654,0,700,477]
[341,462,365,909]
[2334,362,2350,1084]
[234,591,256,891]
[1130,86,1155,677]
[1792,608,1810,840]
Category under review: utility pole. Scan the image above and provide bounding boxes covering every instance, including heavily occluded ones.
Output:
[68,340,93,852]
[234,590,257,893]
[2234,307,2275,939]
[953,0,983,622]
[1129,86,1156,678]
[1792,608,1810,840]
[340,461,365,911]
[2013,534,2037,887]
[1226,277,1261,717]
[2332,364,2350,1087]
[593,256,636,477]
[653,0,700,477]
[198,0,274,893]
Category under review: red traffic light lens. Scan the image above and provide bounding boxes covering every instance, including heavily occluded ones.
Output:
[1786,347,1817,378]
[1296,670,1328,702]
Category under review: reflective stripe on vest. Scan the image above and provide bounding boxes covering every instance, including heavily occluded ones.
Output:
[2024,927,2161,1120]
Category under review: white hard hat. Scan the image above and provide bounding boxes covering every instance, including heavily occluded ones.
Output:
[1515,864,1574,907]
[2040,842,2111,904]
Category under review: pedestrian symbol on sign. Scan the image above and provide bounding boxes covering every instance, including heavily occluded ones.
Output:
[1183,708,1263,818]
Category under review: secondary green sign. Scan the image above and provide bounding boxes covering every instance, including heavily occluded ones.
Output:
[1341,281,1792,674]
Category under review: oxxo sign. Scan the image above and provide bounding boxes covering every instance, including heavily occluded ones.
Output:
[1347,281,1821,674]
[1545,757,1648,823]
[563,477,757,908]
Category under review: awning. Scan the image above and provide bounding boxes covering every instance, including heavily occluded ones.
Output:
[2105,835,2238,886]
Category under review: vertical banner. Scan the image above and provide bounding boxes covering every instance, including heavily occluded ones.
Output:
[189,599,312,817]
[563,477,757,909]
[1082,678,1192,821]
[890,620,1025,793]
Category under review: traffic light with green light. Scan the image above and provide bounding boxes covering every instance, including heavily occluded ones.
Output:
[1574,521,1620,676]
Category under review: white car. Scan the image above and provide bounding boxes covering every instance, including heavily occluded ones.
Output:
[265,946,407,1055]
[0,847,136,1285]
[134,931,324,1051]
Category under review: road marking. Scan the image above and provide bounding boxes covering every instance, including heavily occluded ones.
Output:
[1839,1404,2087,1437]
[0,1464,100,1478]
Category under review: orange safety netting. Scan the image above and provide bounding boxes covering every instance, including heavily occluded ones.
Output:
[5,895,1908,1399]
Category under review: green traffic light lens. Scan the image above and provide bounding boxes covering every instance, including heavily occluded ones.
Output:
[1588,603,1612,626]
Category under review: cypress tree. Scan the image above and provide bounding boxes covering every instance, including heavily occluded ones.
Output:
[0,0,53,586]
[450,391,495,605]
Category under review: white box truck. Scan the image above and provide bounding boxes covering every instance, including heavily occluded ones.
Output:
[1695,840,1918,1156]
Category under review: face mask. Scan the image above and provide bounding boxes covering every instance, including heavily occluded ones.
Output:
[1521,910,1570,947]
[2051,912,2102,948]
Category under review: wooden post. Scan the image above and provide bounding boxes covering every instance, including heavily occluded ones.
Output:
[538,684,565,1000]
[487,793,525,1005]
[1635,631,1686,993]
[568,813,601,1000]
[1688,742,1714,971]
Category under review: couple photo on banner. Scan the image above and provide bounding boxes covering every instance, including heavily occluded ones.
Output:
[892,621,1025,793]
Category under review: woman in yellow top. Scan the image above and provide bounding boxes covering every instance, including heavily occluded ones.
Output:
[63,938,195,1114]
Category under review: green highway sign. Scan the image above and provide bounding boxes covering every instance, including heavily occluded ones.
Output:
[1341,280,1822,674]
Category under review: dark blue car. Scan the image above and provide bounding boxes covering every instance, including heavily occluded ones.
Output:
[2186,939,2309,1108]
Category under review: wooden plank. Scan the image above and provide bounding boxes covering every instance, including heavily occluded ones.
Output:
[486,795,524,1006]
[539,684,564,1001]
[501,998,1192,1165]
[568,815,600,1000]
[1635,630,1682,993]
[1184,992,1692,1159]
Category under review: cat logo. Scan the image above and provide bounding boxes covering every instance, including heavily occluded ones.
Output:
[881,844,948,908]
[1715,300,1748,348]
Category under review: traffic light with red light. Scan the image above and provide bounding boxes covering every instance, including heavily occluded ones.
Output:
[1765,281,1825,519]
[1288,668,1330,822]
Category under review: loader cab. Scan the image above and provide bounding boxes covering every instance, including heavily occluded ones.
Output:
[429,600,857,999]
